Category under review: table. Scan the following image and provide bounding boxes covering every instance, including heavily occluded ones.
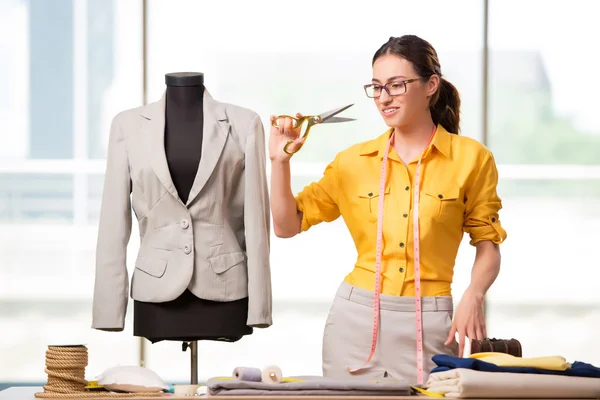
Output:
[1,386,597,399]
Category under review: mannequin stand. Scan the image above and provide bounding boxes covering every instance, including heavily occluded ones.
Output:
[182,341,198,384]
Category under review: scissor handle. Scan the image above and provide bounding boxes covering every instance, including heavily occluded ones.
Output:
[271,115,307,130]
[283,140,300,155]
[272,115,321,155]
[283,124,315,154]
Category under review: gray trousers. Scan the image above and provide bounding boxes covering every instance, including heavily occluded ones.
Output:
[322,281,458,383]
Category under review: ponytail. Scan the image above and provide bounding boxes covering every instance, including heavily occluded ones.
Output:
[430,78,461,134]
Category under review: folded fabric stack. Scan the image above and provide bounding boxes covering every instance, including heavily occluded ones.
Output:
[426,352,600,398]
[206,374,412,396]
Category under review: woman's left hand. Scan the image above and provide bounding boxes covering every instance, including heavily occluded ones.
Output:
[444,288,487,357]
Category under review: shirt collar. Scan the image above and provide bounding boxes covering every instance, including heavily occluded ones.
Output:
[431,124,451,158]
[359,124,452,159]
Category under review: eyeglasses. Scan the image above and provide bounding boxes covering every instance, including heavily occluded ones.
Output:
[363,78,419,98]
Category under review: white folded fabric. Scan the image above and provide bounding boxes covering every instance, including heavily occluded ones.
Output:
[426,368,600,398]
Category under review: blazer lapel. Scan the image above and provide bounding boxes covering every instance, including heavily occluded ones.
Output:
[140,93,181,202]
[186,91,229,206]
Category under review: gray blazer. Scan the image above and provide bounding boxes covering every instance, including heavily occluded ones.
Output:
[91,89,272,331]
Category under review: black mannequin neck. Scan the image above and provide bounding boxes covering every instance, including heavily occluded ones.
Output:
[165,84,204,114]
[164,71,205,114]
[163,74,205,205]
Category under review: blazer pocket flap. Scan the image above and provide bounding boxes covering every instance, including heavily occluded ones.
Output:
[135,257,167,278]
[209,252,245,274]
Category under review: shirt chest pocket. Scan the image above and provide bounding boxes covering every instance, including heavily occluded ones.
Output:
[422,183,465,226]
[353,186,391,223]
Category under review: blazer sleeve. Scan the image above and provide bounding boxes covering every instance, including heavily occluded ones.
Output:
[91,115,132,331]
[243,114,273,328]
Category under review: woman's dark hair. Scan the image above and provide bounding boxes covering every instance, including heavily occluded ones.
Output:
[372,35,461,134]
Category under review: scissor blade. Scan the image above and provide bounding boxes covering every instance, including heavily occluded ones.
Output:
[322,116,356,124]
[319,104,354,122]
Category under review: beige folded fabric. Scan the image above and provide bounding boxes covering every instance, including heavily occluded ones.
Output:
[426,368,600,398]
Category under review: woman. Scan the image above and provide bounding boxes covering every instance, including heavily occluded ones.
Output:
[269,35,507,383]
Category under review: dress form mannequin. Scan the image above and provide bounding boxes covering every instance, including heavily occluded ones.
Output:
[133,72,253,343]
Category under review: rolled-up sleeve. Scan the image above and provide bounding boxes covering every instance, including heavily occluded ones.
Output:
[295,154,341,232]
[463,151,507,245]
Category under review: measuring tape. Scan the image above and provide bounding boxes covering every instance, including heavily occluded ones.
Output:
[348,125,436,386]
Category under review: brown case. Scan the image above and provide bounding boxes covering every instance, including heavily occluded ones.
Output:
[471,338,522,357]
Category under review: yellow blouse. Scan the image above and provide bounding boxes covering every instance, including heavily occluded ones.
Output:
[295,125,507,297]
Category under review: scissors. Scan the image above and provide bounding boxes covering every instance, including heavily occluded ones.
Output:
[271,104,355,154]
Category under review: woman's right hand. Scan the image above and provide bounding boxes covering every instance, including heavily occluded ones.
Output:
[268,113,305,162]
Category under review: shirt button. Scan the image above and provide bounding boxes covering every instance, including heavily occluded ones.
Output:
[181,219,189,229]
[438,194,443,199]
[183,245,192,254]
[399,267,404,273]
[491,217,496,222]
[405,186,409,191]
[403,213,408,218]
[368,192,373,197]
[399,242,405,248]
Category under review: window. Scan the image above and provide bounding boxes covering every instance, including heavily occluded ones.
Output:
[486,0,600,365]
[4,0,596,388]
[0,0,142,385]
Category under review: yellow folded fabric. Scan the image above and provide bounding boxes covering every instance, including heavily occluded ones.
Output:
[469,352,571,371]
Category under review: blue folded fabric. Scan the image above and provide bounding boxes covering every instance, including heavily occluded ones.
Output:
[431,354,600,378]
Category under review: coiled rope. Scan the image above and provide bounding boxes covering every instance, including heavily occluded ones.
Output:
[34,346,162,398]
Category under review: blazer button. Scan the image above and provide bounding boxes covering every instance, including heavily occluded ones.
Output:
[181,219,189,229]
[184,245,191,254]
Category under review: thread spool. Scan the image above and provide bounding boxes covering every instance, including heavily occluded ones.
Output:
[232,367,262,382]
[261,365,283,384]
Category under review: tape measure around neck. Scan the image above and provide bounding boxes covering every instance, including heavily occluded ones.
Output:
[348,125,436,386]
